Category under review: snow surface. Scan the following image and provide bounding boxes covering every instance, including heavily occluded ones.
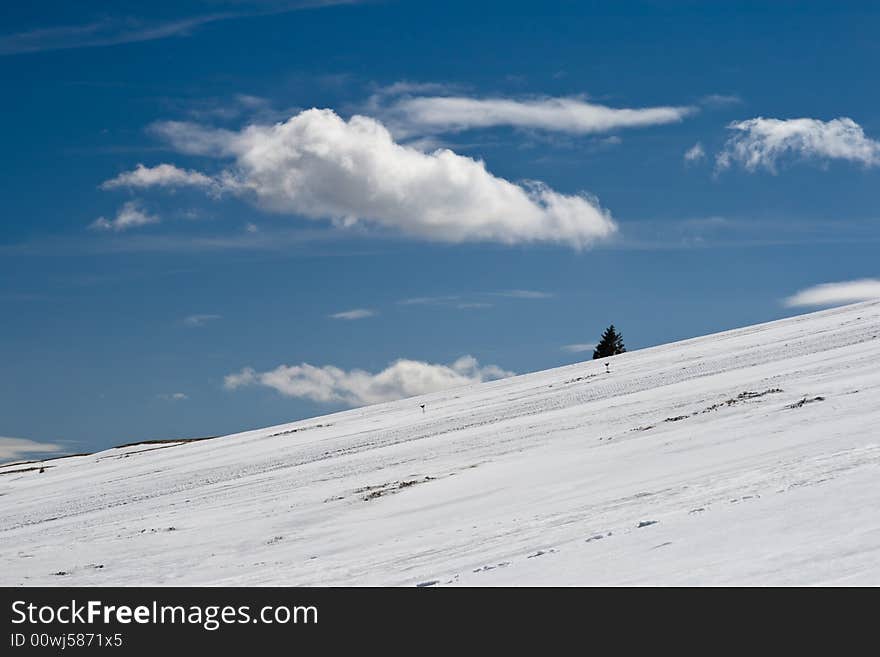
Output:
[2,301,880,586]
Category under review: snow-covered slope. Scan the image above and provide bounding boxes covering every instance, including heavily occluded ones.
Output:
[3,301,880,586]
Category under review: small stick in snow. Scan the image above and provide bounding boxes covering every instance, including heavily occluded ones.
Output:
[420,403,426,413]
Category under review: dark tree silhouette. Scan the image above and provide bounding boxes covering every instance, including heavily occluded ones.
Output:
[592,325,626,359]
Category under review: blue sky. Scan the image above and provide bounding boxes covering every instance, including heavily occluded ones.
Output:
[2,0,879,461]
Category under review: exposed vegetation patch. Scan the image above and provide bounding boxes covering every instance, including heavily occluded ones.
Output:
[563,374,598,385]
[269,423,332,438]
[643,389,787,430]
[358,476,436,501]
[113,436,218,449]
[472,561,510,573]
[527,549,557,558]
[785,396,826,409]
[701,388,784,413]
[0,465,53,476]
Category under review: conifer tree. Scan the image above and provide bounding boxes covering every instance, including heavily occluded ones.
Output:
[592,324,626,359]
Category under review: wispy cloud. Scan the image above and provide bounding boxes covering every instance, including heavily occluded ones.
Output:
[178,93,303,124]
[0,436,62,463]
[147,121,238,156]
[90,201,159,232]
[329,308,376,320]
[699,94,743,108]
[224,355,514,406]
[716,117,880,173]
[118,109,618,249]
[157,392,188,401]
[0,2,362,56]
[784,279,880,307]
[5,225,355,257]
[561,343,595,353]
[0,15,226,56]
[381,93,697,137]
[494,289,554,299]
[101,163,217,191]
[684,142,705,163]
[397,290,552,307]
[183,313,222,327]
[615,215,880,251]
[397,295,462,306]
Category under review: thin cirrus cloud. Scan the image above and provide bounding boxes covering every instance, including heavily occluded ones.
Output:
[382,94,697,137]
[398,295,462,306]
[698,94,743,108]
[329,308,376,320]
[784,279,880,308]
[224,355,514,406]
[0,3,362,56]
[561,343,596,353]
[183,314,222,327]
[493,289,554,299]
[103,108,619,249]
[90,201,159,232]
[157,392,188,401]
[0,15,227,56]
[684,142,705,163]
[0,436,62,463]
[397,290,552,306]
[716,117,880,173]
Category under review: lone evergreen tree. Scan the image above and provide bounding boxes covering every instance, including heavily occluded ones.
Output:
[592,324,626,359]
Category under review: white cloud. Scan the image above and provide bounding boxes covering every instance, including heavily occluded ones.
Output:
[223,368,259,390]
[784,279,880,308]
[90,201,159,232]
[699,94,743,108]
[495,289,554,299]
[182,93,295,123]
[101,163,216,190]
[397,290,551,306]
[716,117,880,173]
[372,81,460,99]
[158,392,188,401]
[684,142,705,163]
[398,295,461,306]
[329,308,376,320]
[141,109,618,248]
[384,95,696,136]
[562,343,596,353]
[183,313,221,327]
[224,355,514,406]
[148,120,238,156]
[0,436,62,462]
